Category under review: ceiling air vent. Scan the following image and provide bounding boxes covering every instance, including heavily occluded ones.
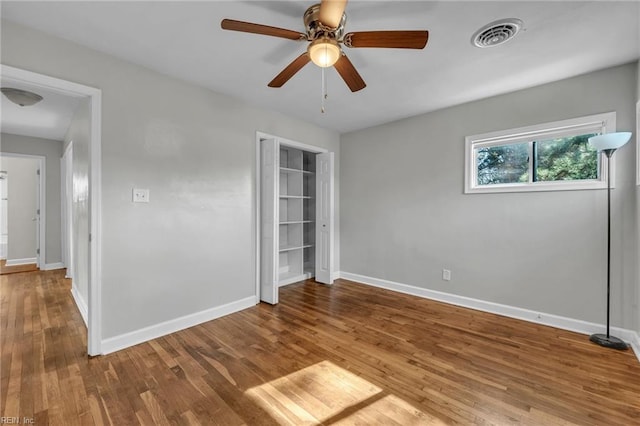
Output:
[471,18,523,48]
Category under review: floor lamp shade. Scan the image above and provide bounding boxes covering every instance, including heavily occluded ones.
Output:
[587,131,632,350]
[588,132,632,151]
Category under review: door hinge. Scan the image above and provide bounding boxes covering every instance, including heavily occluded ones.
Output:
[37,169,41,176]
[37,248,40,255]
[37,209,40,215]
[89,233,92,242]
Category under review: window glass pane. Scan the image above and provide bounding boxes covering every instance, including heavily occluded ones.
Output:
[476,143,529,185]
[533,133,598,182]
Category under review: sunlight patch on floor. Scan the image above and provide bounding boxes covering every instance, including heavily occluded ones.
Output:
[245,360,445,425]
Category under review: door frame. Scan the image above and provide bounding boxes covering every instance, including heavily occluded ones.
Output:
[61,141,73,279]
[0,153,45,268]
[0,170,6,260]
[1,65,103,356]
[254,131,328,302]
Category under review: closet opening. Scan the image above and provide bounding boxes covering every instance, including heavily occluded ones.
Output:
[256,133,334,304]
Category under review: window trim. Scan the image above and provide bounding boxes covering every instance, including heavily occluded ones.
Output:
[636,101,639,186]
[464,112,617,194]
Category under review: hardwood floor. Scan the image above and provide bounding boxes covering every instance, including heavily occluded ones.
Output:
[2,269,640,425]
[0,259,39,275]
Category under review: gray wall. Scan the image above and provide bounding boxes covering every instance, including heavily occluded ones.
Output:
[64,98,91,306]
[0,155,37,261]
[1,133,63,265]
[636,60,640,334]
[1,20,340,340]
[341,63,638,330]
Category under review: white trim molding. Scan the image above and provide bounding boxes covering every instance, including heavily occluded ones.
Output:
[636,101,640,186]
[339,271,640,363]
[101,296,257,355]
[70,285,88,326]
[5,257,37,266]
[88,84,103,356]
[43,262,65,271]
[630,332,640,360]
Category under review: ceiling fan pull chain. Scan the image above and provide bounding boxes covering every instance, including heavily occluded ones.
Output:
[321,66,327,113]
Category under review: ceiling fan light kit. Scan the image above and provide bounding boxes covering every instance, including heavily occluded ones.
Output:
[308,37,341,68]
[221,0,429,94]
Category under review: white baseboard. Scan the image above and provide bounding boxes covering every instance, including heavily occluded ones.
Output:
[279,272,313,287]
[43,262,65,271]
[101,296,258,355]
[338,271,640,363]
[630,332,640,359]
[5,257,37,266]
[70,285,88,326]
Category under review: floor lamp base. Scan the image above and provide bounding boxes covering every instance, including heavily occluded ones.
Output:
[589,333,628,350]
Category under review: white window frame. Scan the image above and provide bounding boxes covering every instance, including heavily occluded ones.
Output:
[465,112,617,194]
[636,101,639,186]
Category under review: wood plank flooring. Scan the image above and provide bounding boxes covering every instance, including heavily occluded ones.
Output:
[2,269,640,425]
[0,259,39,275]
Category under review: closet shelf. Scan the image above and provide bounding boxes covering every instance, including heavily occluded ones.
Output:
[270,144,319,289]
[279,243,314,253]
[279,271,313,287]
[280,167,314,175]
[280,195,312,199]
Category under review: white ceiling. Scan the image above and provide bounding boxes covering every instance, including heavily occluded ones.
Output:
[1,77,82,141]
[1,1,639,134]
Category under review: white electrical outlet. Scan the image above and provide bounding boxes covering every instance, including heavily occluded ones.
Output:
[132,188,150,203]
[442,269,451,281]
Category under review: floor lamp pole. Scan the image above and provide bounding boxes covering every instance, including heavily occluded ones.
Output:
[589,149,628,350]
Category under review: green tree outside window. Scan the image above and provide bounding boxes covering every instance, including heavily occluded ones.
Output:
[476,134,598,185]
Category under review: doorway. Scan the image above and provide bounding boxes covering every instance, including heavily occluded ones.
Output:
[1,65,102,356]
[255,132,335,305]
[0,153,45,274]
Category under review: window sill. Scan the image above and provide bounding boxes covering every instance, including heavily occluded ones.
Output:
[465,179,609,194]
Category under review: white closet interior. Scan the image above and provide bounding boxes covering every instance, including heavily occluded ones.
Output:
[259,137,334,304]
[278,146,317,285]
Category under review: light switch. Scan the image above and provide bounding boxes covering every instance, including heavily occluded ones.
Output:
[132,188,150,203]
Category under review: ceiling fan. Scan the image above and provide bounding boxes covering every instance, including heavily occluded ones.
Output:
[221,0,429,92]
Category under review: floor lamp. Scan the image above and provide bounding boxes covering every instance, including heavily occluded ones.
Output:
[588,131,632,350]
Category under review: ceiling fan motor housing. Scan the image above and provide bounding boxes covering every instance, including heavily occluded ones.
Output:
[304,3,346,41]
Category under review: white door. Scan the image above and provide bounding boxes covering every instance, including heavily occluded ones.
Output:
[315,152,334,284]
[260,139,279,304]
[35,167,41,268]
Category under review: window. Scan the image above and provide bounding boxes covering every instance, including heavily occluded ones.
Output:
[465,112,617,193]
